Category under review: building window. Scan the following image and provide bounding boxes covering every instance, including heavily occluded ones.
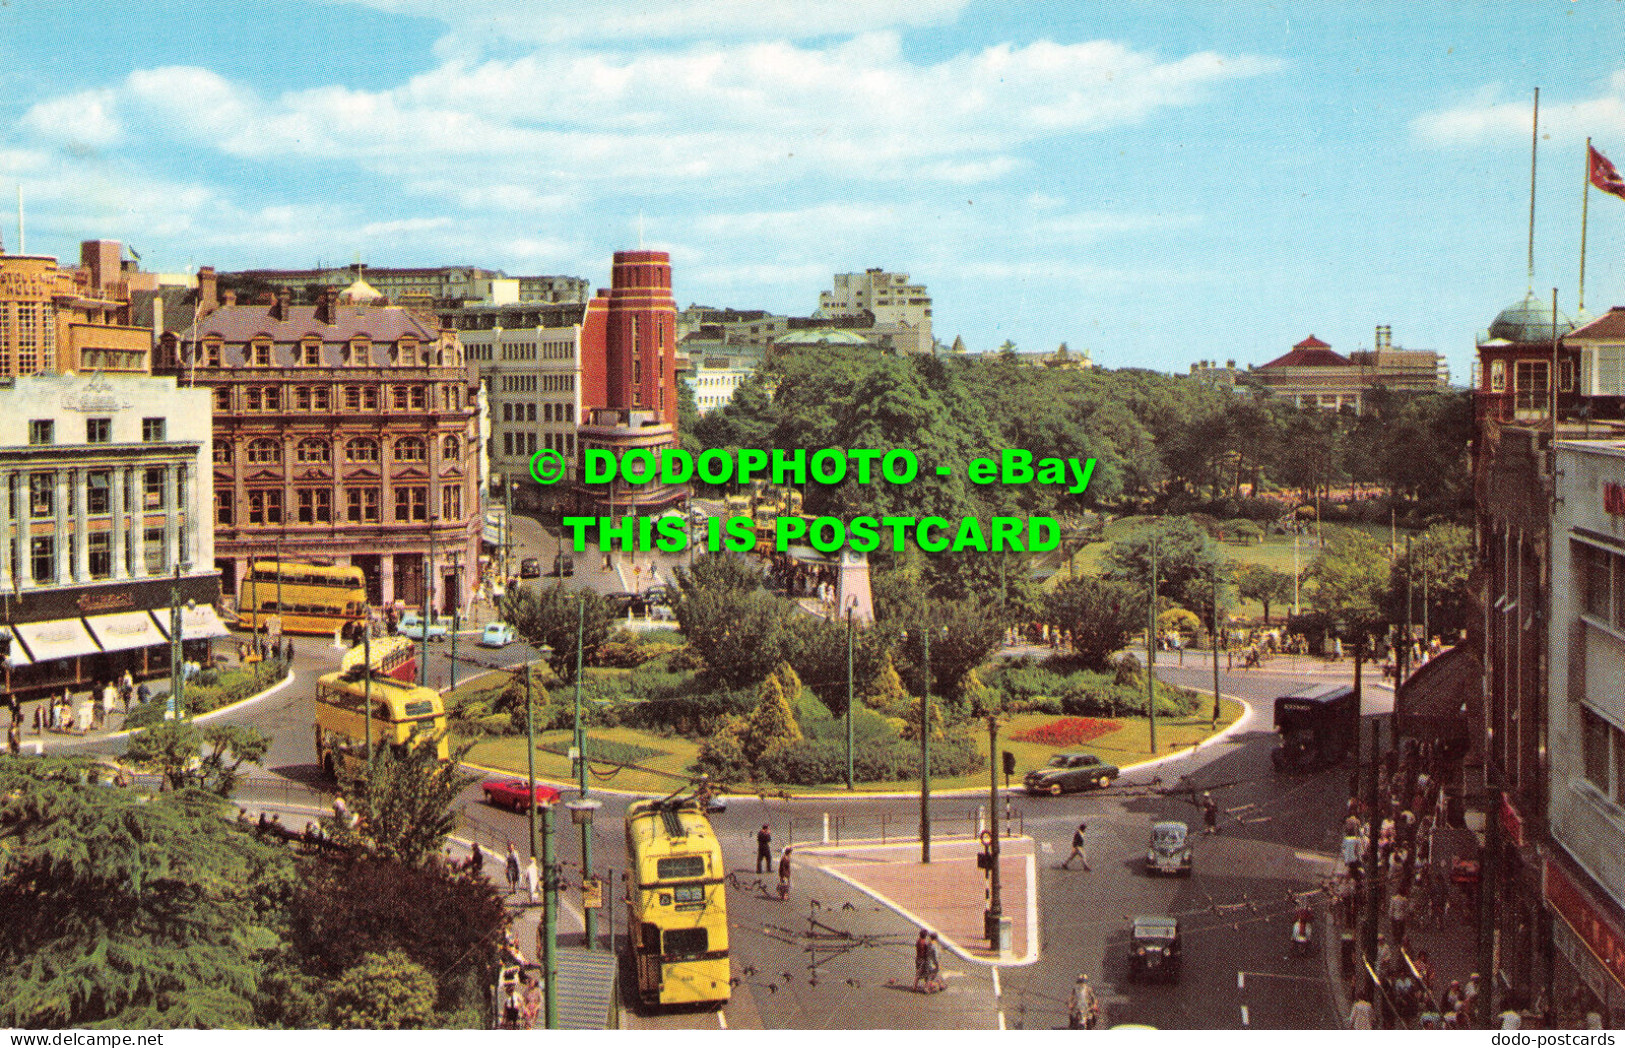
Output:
[503,432,514,457]
[214,441,232,464]
[86,418,111,444]
[349,339,370,366]
[301,340,321,366]
[215,489,233,525]
[142,417,166,442]
[442,434,460,460]
[202,340,221,367]
[313,386,330,411]
[398,338,418,364]
[1584,544,1613,621]
[1583,707,1615,796]
[363,387,379,410]
[1490,359,1506,393]
[410,386,427,410]
[344,386,361,411]
[252,340,272,367]
[392,386,409,410]
[441,484,461,519]
[394,437,425,462]
[296,488,332,524]
[345,487,380,523]
[294,439,329,464]
[29,473,53,518]
[87,471,110,515]
[214,387,231,411]
[143,468,165,509]
[144,527,166,573]
[245,388,262,412]
[30,536,54,584]
[345,438,379,463]
[394,486,427,522]
[263,387,281,412]
[247,490,283,525]
[247,439,281,465]
[295,387,312,411]
[88,533,112,580]
[28,420,53,445]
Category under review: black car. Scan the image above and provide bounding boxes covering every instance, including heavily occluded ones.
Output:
[1128,915,1182,981]
[1023,753,1120,795]
[519,557,542,578]
[552,553,575,577]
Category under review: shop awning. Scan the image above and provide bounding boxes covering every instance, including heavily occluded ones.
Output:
[151,604,233,642]
[2,629,32,668]
[1396,644,1478,741]
[84,610,169,653]
[14,618,102,662]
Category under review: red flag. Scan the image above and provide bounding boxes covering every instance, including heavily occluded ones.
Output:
[1591,144,1625,201]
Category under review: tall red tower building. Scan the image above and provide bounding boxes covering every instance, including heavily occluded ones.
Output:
[575,250,685,519]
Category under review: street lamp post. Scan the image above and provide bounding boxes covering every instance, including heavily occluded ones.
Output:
[919,625,932,864]
[541,799,558,1029]
[1211,563,1222,729]
[986,713,1002,948]
[846,597,856,791]
[168,565,185,719]
[363,627,373,764]
[571,595,595,947]
[567,797,602,951]
[1146,538,1158,754]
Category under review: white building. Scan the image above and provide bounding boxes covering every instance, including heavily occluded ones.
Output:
[1547,438,1625,1025]
[456,319,584,492]
[816,268,933,354]
[0,373,224,697]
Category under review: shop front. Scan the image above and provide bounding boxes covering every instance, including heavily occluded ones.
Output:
[1546,854,1625,1028]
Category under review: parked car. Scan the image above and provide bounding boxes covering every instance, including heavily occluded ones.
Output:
[479,622,517,648]
[605,591,639,616]
[482,778,562,813]
[519,557,542,578]
[396,611,450,641]
[1145,821,1193,876]
[1128,915,1182,982]
[552,553,575,577]
[641,584,671,607]
[1023,753,1120,795]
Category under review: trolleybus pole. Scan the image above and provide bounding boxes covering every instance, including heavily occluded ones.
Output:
[573,596,596,948]
[542,800,558,1029]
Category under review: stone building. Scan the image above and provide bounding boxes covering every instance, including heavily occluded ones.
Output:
[158,279,482,613]
[0,243,153,378]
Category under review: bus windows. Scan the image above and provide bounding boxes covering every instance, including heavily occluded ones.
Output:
[656,855,705,880]
[672,885,705,910]
[663,928,707,957]
[403,700,436,718]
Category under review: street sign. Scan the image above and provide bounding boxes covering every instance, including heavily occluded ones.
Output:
[582,877,603,909]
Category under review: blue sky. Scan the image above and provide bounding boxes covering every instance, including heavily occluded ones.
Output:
[4,1,1625,382]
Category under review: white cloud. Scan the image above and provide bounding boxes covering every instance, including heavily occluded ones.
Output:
[1413,71,1625,146]
[18,89,124,148]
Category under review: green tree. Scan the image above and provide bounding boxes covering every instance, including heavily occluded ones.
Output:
[328,950,437,1029]
[1045,576,1143,670]
[0,755,293,1029]
[499,583,613,681]
[1234,564,1295,623]
[1104,516,1226,612]
[1384,523,1474,639]
[1305,530,1390,633]
[335,737,475,868]
[740,675,802,764]
[124,722,272,796]
[861,655,913,719]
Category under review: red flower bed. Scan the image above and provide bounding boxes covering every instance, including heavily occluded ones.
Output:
[1011,717,1120,747]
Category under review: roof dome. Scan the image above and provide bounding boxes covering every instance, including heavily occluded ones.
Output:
[773,328,871,347]
[337,277,386,304]
[1488,291,1574,343]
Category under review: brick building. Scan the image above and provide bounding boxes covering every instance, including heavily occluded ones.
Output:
[159,277,482,613]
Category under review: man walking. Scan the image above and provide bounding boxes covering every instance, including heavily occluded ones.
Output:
[1062,821,1090,870]
[506,842,521,894]
[756,824,773,873]
[1202,792,1220,834]
[525,856,539,905]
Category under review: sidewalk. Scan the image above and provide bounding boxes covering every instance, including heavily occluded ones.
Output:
[798,836,1038,966]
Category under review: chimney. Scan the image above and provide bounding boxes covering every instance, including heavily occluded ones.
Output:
[221,289,237,306]
[274,286,292,322]
[315,287,336,326]
[197,266,218,312]
[151,295,164,345]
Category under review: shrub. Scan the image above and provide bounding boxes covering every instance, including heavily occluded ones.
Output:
[539,736,664,766]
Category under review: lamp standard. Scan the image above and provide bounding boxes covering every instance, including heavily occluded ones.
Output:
[845,595,857,791]
[168,565,188,719]
[567,797,602,950]
[985,713,1003,949]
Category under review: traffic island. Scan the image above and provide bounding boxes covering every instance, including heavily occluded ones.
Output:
[798,836,1039,966]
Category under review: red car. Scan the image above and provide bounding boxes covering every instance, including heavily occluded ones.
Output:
[481,779,562,812]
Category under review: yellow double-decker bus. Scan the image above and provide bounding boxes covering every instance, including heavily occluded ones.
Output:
[625,798,730,1008]
[240,561,367,636]
[314,665,449,779]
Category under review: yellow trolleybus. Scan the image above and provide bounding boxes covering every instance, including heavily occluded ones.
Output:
[314,663,449,778]
[625,798,730,1007]
[240,561,368,636]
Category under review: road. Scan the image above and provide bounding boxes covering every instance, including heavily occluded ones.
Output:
[97,515,1391,1029]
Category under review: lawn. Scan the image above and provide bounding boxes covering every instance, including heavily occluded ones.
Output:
[461,725,701,795]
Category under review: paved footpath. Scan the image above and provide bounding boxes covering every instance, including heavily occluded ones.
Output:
[798,835,1038,967]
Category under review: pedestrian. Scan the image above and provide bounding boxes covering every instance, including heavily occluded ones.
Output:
[1389,888,1408,946]
[6,720,19,755]
[1350,996,1375,1030]
[1062,821,1090,870]
[756,824,773,873]
[1069,974,1100,1029]
[506,843,521,893]
[470,842,485,877]
[120,669,134,710]
[923,932,943,993]
[284,639,295,663]
[136,681,151,705]
[1341,830,1361,878]
[32,702,43,736]
[778,846,792,900]
[912,929,931,992]
[1202,791,1219,834]
[524,856,539,905]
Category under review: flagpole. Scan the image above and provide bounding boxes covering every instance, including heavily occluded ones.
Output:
[1527,87,1539,293]
[1580,137,1592,315]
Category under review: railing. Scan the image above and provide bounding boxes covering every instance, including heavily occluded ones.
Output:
[786,804,1025,847]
